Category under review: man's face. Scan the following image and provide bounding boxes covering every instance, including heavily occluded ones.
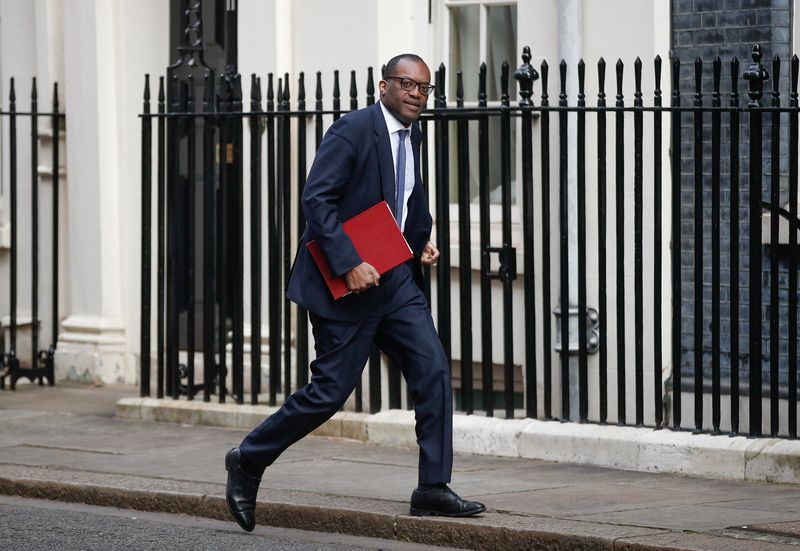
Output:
[379,58,432,126]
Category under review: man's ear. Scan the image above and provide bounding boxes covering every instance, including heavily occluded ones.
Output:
[379,80,387,96]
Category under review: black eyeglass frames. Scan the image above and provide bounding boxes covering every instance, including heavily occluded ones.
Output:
[384,75,435,96]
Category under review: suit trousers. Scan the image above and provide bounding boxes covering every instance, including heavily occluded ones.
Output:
[239,264,454,485]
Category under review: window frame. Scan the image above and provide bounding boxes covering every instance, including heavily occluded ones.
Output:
[443,0,517,74]
[433,0,523,271]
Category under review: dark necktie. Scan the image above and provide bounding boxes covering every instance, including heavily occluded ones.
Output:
[395,129,409,228]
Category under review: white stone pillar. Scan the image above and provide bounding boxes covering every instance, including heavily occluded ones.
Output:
[56,0,168,384]
[56,0,128,383]
[34,0,65,88]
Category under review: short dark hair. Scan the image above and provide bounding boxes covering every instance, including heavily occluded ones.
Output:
[383,54,426,78]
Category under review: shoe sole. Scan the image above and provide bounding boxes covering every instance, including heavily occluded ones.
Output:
[409,505,487,518]
[225,448,256,532]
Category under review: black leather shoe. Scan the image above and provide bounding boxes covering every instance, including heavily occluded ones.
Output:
[409,485,486,517]
[225,447,261,532]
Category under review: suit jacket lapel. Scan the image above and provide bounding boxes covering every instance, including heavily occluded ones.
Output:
[372,104,397,213]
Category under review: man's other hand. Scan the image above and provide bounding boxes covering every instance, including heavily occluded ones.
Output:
[345,262,381,294]
[420,241,439,266]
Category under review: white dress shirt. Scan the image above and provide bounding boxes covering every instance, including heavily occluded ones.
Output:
[379,101,414,232]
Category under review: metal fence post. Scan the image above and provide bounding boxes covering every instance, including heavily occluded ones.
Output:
[141,75,152,397]
[743,44,769,437]
[46,82,60,386]
[514,46,538,419]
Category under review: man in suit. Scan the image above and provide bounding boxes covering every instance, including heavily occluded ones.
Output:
[225,54,485,532]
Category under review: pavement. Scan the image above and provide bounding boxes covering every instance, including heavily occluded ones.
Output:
[2,383,800,550]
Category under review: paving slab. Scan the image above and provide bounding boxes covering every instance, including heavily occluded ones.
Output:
[472,481,729,517]
[0,382,131,416]
[572,502,800,532]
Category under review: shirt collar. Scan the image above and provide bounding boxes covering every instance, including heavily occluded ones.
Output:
[379,101,410,135]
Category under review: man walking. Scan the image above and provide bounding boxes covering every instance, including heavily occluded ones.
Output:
[225,53,485,532]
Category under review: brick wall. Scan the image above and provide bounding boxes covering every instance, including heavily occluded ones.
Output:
[671,0,794,389]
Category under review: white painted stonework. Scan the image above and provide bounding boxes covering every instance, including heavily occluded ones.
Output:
[56,314,131,384]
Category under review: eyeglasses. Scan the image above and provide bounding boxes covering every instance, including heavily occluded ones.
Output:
[384,76,435,96]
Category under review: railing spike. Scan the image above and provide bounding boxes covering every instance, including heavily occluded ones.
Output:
[434,64,442,106]
[478,62,487,105]
[439,63,448,104]
[267,73,274,101]
[333,69,340,99]
[597,58,606,96]
[315,71,323,110]
[158,76,165,104]
[671,57,681,100]
[654,55,662,93]
[694,57,703,96]
[500,61,509,105]
[540,60,549,101]
[143,74,150,103]
[349,69,357,110]
[298,71,306,102]
[366,67,375,105]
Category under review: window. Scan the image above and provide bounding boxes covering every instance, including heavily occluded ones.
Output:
[445,0,517,205]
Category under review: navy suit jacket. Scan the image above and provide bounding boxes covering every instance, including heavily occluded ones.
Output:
[286,102,433,321]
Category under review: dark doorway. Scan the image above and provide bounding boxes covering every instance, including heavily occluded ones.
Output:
[167,0,239,368]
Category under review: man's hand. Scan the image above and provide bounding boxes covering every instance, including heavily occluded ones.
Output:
[345,262,381,294]
[420,241,439,266]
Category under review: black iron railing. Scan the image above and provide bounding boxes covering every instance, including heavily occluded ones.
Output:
[0,78,63,390]
[140,44,800,439]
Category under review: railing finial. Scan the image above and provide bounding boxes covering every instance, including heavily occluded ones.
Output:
[743,44,769,107]
[514,45,538,107]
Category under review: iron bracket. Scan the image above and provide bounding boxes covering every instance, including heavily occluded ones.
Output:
[482,246,517,283]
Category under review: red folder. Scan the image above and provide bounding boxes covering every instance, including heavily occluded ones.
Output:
[307,201,413,300]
